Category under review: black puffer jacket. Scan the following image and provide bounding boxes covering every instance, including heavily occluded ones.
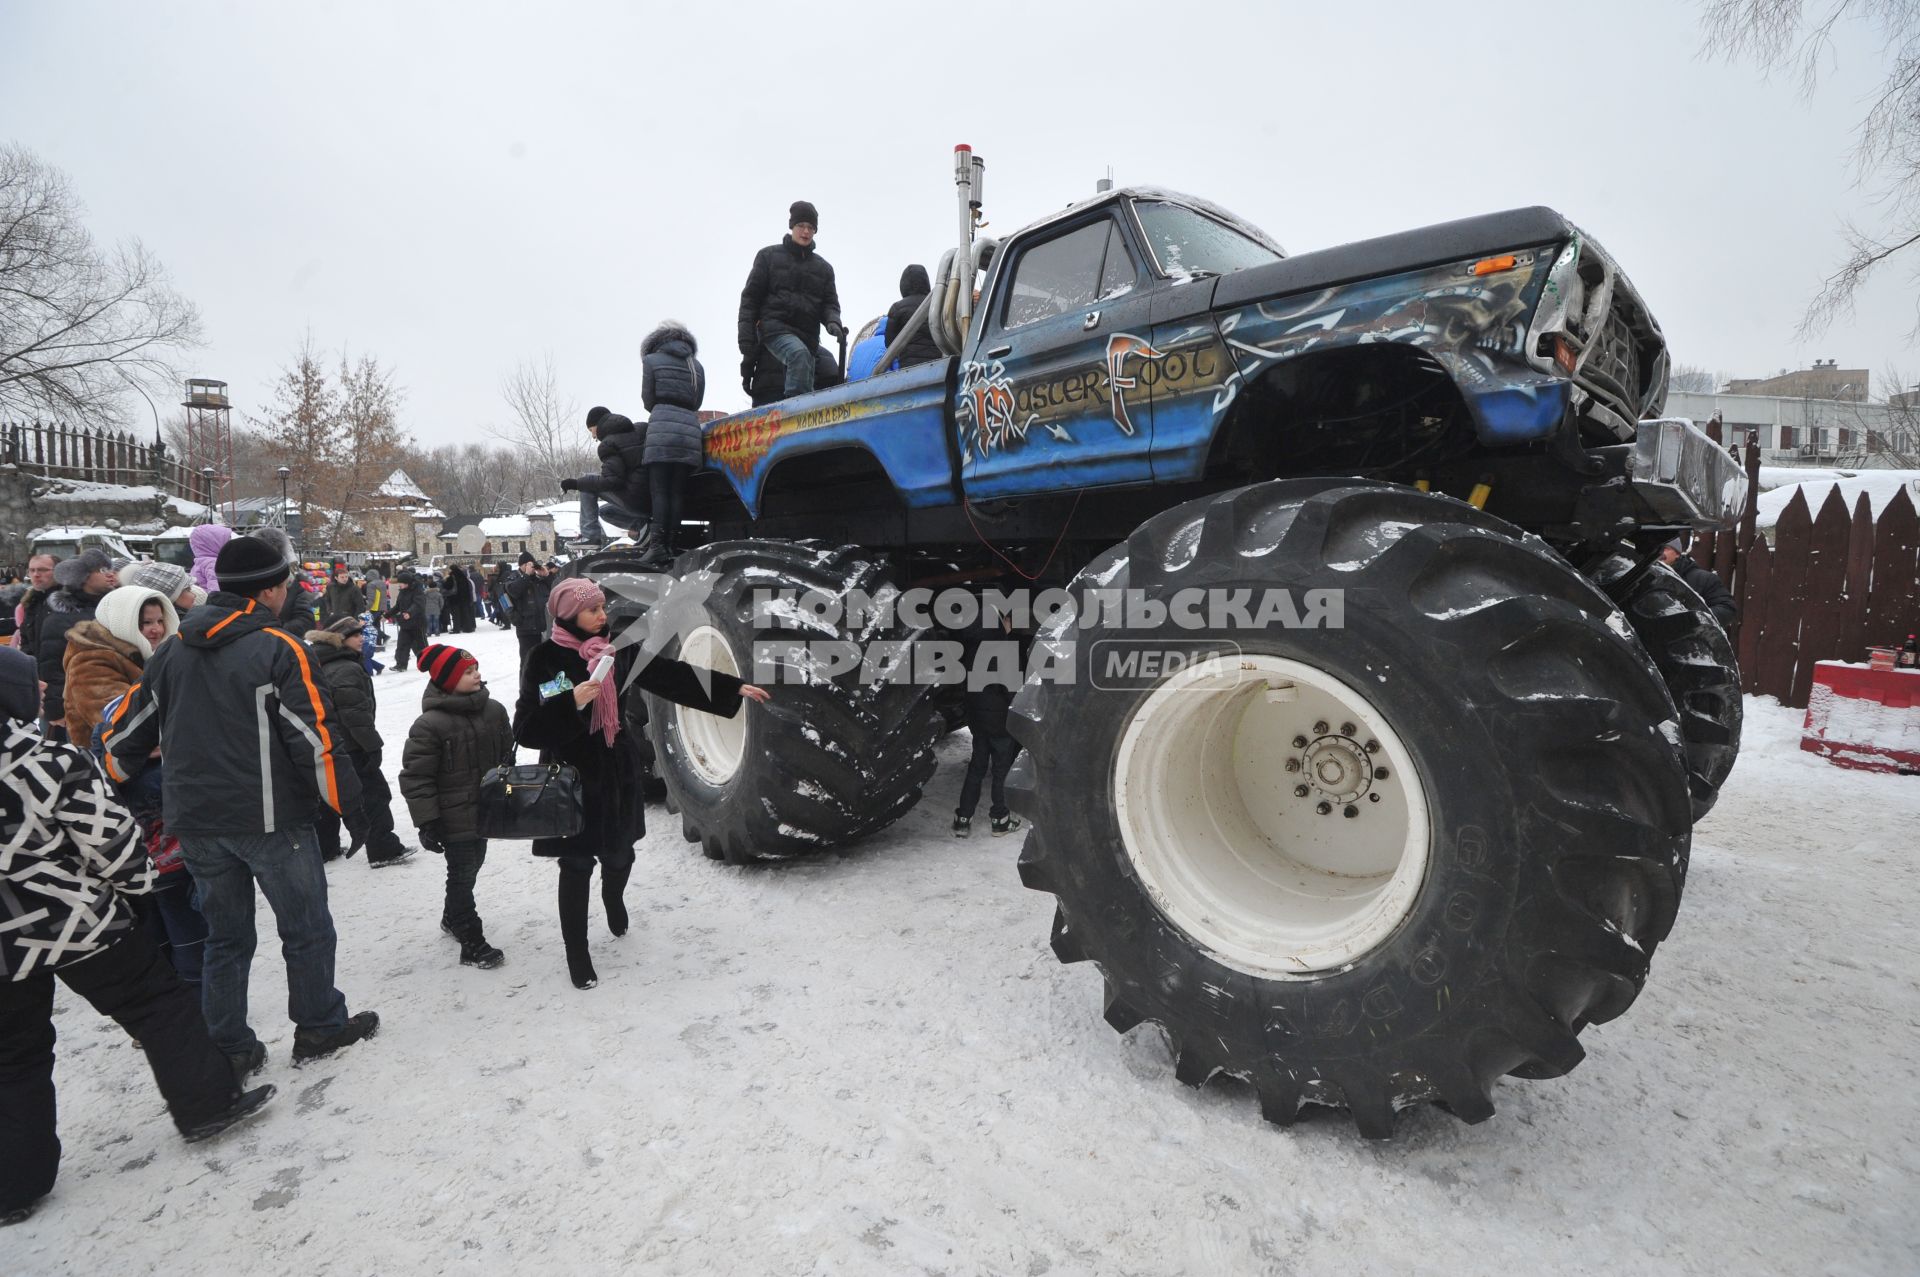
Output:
[391,580,428,636]
[36,586,107,723]
[398,683,515,843]
[307,629,382,755]
[576,414,649,514]
[15,587,51,655]
[320,578,366,619]
[883,264,945,369]
[514,634,745,857]
[641,321,707,469]
[737,235,841,355]
[102,591,360,836]
[505,570,550,636]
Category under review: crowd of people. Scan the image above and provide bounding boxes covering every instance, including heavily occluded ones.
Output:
[0,196,980,1225]
[0,527,769,1226]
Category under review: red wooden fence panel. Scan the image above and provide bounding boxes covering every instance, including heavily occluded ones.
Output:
[1755,490,1812,702]
[1737,537,1771,692]
[1837,490,1875,664]
[1790,488,1854,707]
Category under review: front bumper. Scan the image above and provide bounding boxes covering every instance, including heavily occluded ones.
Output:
[1624,418,1747,529]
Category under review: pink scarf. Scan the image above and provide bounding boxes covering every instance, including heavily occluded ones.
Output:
[550,623,618,745]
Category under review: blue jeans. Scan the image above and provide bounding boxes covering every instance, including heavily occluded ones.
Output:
[764,333,816,396]
[576,489,648,544]
[178,826,349,1054]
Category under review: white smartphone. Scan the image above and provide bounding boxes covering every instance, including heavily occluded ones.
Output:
[589,654,615,685]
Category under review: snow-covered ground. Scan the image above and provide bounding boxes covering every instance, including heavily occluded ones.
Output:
[10,623,1918,1275]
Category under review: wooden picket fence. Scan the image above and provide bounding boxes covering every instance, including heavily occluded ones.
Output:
[1696,426,1920,708]
[1,419,211,505]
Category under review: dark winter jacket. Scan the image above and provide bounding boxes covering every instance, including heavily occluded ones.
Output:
[0,720,150,980]
[1675,558,1739,629]
[505,571,550,636]
[513,634,745,857]
[883,264,944,370]
[14,587,51,654]
[641,322,707,469]
[307,629,382,755]
[102,591,359,836]
[279,578,318,638]
[0,583,24,640]
[398,683,515,843]
[391,581,428,635]
[576,414,650,515]
[36,586,107,723]
[321,578,366,619]
[737,235,842,356]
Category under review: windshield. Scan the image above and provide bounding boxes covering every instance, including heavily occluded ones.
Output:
[1131,200,1282,278]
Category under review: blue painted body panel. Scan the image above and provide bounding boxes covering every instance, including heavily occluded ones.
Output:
[699,196,1584,517]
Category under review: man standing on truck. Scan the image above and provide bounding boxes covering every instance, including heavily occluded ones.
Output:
[737,200,844,399]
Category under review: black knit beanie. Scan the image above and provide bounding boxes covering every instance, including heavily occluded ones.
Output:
[789,200,818,229]
[586,405,609,430]
[215,535,292,593]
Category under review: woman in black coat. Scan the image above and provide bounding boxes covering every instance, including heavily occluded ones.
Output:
[514,576,768,989]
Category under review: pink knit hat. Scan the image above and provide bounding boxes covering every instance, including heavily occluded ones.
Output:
[546,576,604,621]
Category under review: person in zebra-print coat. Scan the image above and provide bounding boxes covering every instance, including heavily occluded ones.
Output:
[0,647,273,1225]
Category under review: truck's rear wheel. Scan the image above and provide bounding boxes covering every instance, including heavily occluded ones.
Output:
[641,540,941,863]
[1589,555,1742,822]
[1012,480,1693,1137]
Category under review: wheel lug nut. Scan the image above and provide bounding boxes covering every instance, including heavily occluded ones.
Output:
[1315,801,1332,815]
[1364,739,1380,754]
[1312,720,1328,734]
[1369,793,1381,803]
[1340,721,1357,737]
[1343,805,1358,818]
[1284,758,1301,772]
[1294,784,1310,798]
[1374,767,1389,780]
[1292,735,1308,749]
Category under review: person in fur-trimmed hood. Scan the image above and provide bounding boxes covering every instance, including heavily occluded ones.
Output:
[638,320,707,568]
[61,586,178,750]
[36,550,117,737]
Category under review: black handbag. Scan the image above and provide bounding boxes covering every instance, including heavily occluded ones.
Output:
[477,763,585,841]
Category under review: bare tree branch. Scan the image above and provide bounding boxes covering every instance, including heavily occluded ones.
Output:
[0,145,201,426]
[489,353,594,493]
[1702,0,1920,333]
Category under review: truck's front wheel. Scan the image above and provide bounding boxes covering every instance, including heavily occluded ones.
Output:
[641,540,942,863]
[1012,481,1693,1137]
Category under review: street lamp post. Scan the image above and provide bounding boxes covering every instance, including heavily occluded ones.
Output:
[277,466,293,551]
[199,466,217,524]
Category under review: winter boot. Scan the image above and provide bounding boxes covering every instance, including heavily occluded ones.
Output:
[367,846,415,869]
[291,1011,381,1065]
[181,1084,277,1144]
[226,1040,267,1083]
[952,814,972,837]
[458,935,505,970]
[558,866,598,989]
[1,1201,40,1228]
[602,851,634,938]
[990,813,1023,837]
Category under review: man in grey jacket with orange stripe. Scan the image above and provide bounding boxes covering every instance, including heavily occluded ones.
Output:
[103,533,381,1080]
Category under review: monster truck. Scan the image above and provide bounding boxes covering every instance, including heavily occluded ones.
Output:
[584,168,1746,1137]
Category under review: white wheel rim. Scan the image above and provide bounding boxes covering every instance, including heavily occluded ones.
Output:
[676,624,746,786]
[1113,654,1431,978]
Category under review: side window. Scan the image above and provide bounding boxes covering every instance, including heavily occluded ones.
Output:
[1001,220,1112,329]
[1098,223,1137,300]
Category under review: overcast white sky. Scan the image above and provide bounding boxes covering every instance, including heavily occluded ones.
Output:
[3,0,1913,448]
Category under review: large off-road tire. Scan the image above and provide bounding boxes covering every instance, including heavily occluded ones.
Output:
[1012,480,1693,1138]
[641,540,941,864]
[1589,555,1742,822]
